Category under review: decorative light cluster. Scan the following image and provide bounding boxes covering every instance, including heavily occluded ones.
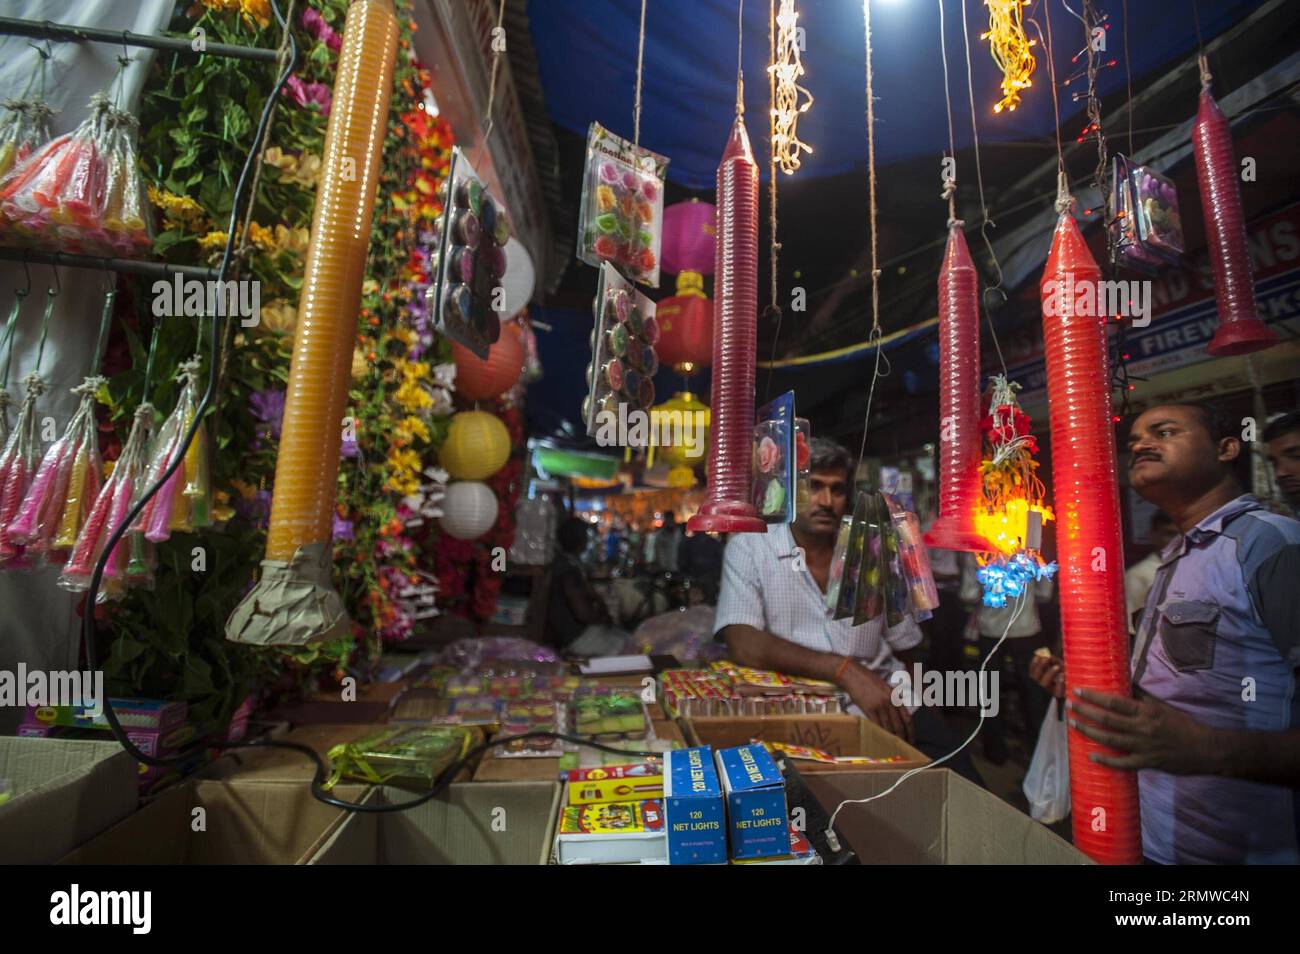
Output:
[974,496,1054,556]
[976,551,1057,608]
[981,0,1036,114]
[769,0,814,174]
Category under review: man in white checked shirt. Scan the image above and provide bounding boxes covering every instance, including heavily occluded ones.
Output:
[715,438,982,783]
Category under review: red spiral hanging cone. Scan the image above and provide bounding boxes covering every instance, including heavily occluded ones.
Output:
[1040,210,1141,865]
[689,115,765,534]
[1192,82,1278,356]
[925,225,989,551]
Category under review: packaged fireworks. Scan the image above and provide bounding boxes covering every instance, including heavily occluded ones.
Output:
[583,261,658,444]
[495,696,567,757]
[573,686,649,739]
[852,493,887,626]
[1110,154,1183,274]
[829,492,868,620]
[577,122,668,288]
[753,391,796,523]
[882,492,939,619]
[429,147,512,358]
[323,724,480,791]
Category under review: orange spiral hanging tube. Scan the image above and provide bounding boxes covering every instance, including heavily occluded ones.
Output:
[227,0,399,646]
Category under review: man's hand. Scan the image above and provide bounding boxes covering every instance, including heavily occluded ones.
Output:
[1029,651,1066,700]
[1067,687,1219,775]
[843,663,914,743]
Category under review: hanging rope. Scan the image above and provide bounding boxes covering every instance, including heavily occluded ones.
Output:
[938,0,959,226]
[633,0,647,145]
[1122,0,1133,155]
[736,0,746,115]
[960,0,1007,375]
[854,0,889,481]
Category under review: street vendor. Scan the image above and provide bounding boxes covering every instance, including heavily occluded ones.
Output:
[714,437,981,783]
[1032,403,1300,864]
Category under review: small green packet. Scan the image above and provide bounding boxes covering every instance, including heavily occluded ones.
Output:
[323,725,480,791]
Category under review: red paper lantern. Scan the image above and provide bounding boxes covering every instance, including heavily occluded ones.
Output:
[453,322,524,401]
[655,272,713,375]
[661,199,716,276]
[1040,209,1141,866]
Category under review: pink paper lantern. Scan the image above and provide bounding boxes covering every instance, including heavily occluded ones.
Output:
[661,199,716,276]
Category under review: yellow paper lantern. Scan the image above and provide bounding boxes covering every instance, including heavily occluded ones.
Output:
[650,391,709,470]
[440,410,510,480]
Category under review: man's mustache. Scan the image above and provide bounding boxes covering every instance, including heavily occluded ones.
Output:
[809,508,836,520]
[1129,451,1160,466]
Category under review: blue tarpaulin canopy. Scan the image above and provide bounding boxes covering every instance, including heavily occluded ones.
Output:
[528,0,1264,189]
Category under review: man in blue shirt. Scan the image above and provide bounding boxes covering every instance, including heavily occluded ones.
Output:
[1032,403,1300,864]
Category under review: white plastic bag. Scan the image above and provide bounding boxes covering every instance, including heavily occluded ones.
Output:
[1023,698,1071,824]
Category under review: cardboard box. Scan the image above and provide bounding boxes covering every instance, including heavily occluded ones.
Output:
[715,743,788,860]
[566,763,663,804]
[684,714,928,772]
[554,794,667,865]
[804,769,1091,864]
[59,778,368,864]
[312,782,560,865]
[199,724,390,783]
[663,746,726,865]
[0,737,138,864]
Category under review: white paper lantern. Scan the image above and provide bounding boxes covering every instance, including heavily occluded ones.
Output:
[439,481,499,540]
[501,237,536,317]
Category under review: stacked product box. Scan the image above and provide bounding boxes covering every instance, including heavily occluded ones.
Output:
[715,743,790,860]
[18,699,194,796]
[662,746,727,865]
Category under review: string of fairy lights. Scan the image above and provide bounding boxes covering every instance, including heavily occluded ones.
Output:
[767,0,814,174]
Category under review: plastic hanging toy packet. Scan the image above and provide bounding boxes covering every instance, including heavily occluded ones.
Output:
[0,92,114,253]
[0,373,45,568]
[132,358,202,543]
[881,492,939,619]
[100,107,152,257]
[852,492,888,626]
[59,401,152,598]
[5,377,102,562]
[0,98,54,183]
[49,395,103,561]
[428,146,511,359]
[583,261,658,442]
[577,122,668,288]
[753,391,797,524]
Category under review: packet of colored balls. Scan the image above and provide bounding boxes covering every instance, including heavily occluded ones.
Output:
[577,121,668,288]
[753,391,796,523]
[323,725,480,791]
[583,261,659,441]
[429,146,512,359]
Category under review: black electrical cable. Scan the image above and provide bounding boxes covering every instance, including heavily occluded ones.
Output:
[234,731,662,814]
[81,0,297,768]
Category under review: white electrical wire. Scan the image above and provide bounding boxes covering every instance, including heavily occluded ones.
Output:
[824,587,1030,845]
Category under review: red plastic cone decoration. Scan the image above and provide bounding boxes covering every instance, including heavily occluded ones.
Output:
[925,225,989,551]
[1040,207,1141,865]
[689,115,765,534]
[1192,62,1279,356]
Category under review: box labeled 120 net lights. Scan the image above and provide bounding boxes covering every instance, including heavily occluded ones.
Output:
[715,743,789,860]
[663,746,726,865]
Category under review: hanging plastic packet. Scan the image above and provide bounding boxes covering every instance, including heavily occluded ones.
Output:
[874,492,915,628]
[132,358,202,543]
[428,147,511,358]
[0,98,54,182]
[823,512,854,617]
[0,373,44,568]
[577,122,667,288]
[100,108,152,257]
[583,262,658,442]
[829,491,868,620]
[48,398,103,562]
[5,378,101,561]
[1110,154,1182,274]
[881,491,939,619]
[852,492,888,626]
[0,92,113,253]
[753,392,796,523]
[793,416,811,515]
[59,402,152,598]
